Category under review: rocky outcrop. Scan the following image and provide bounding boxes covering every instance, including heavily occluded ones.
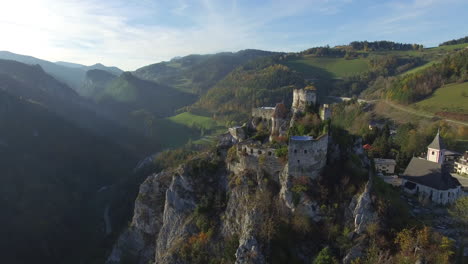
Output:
[348,180,378,234]
[106,171,172,264]
[154,170,198,263]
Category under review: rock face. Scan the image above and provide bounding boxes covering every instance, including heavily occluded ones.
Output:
[106,171,172,264]
[348,180,378,235]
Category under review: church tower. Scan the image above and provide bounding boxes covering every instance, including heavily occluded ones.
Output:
[426,129,446,164]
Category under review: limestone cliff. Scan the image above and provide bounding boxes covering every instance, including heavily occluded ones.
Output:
[107,130,373,264]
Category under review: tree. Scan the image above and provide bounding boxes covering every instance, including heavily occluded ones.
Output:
[313,247,338,264]
[449,196,468,260]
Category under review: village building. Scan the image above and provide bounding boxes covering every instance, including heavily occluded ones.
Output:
[455,151,468,175]
[401,131,462,205]
[374,158,396,174]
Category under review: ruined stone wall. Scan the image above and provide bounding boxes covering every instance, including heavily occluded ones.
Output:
[287,135,328,179]
[252,107,275,120]
[292,89,317,113]
[230,144,284,182]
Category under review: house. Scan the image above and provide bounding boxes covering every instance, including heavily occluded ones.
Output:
[374,158,396,174]
[401,131,462,205]
[455,151,468,175]
[362,144,372,151]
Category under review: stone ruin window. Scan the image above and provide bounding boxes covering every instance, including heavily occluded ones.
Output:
[268,151,272,156]
[258,150,262,155]
[294,149,297,154]
[304,149,308,154]
[297,160,300,164]
[250,149,253,154]
[440,193,443,199]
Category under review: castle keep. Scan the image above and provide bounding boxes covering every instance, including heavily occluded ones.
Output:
[288,135,329,179]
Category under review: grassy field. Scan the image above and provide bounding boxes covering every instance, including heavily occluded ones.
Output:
[168,112,222,130]
[284,56,370,79]
[400,61,437,76]
[413,82,468,114]
[429,43,468,51]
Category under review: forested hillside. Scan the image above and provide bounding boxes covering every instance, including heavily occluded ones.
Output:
[133,49,277,94]
[193,57,305,123]
[0,90,141,263]
[385,48,468,103]
[0,59,156,154]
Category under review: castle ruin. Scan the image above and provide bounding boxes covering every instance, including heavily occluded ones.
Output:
[292,86,317,113]
[288,135,328,179]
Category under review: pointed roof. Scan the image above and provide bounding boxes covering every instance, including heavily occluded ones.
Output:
[427,129,446,150]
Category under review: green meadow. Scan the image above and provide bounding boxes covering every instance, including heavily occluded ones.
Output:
[413,82,468,114]
[284,56,370,79]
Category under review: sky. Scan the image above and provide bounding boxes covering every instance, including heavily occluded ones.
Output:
[0,0,466,70]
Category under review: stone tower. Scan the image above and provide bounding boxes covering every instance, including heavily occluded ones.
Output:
[270,103,289,140]
[320,104,331,120]
[292,86,317,113]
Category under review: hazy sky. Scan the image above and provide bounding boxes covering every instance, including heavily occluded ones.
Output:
[1,0,466,70]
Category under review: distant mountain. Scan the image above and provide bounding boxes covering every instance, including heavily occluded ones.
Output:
[0,51,122,94]
[55,60,86,68]
[134,49,278,94]
[0,59,156,154]
[81,69,118,98]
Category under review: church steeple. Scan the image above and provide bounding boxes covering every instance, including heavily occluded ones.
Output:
[427,129,446,164]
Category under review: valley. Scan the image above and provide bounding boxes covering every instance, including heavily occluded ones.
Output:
[0,36,467,264]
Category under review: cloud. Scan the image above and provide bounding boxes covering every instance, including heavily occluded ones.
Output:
[0,0,464,70]
[1,0,330,70]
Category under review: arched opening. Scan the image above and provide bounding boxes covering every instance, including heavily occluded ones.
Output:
[297,160,300,164]
[304,149,308,154]
[258,150,262,155]
[268,151,272,156]
[294,149,297,154]
[250,149,253,154]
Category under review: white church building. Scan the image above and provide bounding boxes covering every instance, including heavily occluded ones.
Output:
[401,130,462,205]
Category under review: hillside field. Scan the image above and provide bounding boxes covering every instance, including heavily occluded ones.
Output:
[413,82,468,119]
[284,56,370,79]
[168,112,222,130]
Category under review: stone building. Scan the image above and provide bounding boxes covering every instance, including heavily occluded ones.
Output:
[292,86,316,113]
[252,106,276,120]
[374,158,396,174]
[252,103,290,141]
[401,132,462,205]
[287,135,328,179]
[270,103,289,139]
[234,140,284,181]
[455,151,468,175]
